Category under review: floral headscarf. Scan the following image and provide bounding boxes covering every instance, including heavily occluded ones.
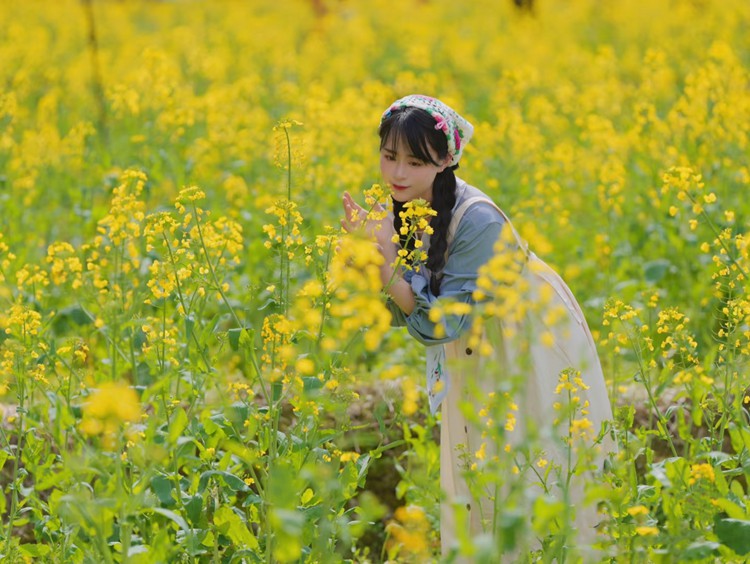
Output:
[381,94,474,167]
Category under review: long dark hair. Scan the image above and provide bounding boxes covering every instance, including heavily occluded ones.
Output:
[379,107,458,296]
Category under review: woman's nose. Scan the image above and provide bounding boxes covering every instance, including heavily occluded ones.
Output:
[394,161,407,178]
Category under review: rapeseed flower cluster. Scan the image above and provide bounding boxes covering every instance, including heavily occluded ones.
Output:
[328,235,390,351]
[656,307,699,368]
[392,198,436,267]
[144,211,189,301]
[140,320,180,369]
[462,223,528,352]
[600,299,646,363]
[15,263,49,300]
[0,304,49,393]
[385,505,432,562]
[554,369,595,447]
[97,169,147,248]
[471,391,519,471]
[627,504,660,538]
[688,462,716,486]
[46,241,84,288]
[80,382,141,449]
[143,186,242,309]
[263,200,304,258]
[261,313,295,377]
[2,303,43,340]
[0,232,16,288]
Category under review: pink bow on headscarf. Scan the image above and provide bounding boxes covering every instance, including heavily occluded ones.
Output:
[434,116,449,133]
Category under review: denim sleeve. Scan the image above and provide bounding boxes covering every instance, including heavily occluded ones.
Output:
[388,203,505,345]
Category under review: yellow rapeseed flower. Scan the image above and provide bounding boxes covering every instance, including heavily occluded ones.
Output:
[475,442,487,461]
[80,382,141,449]
[339,451,360,463]
[295,357,315,375]
[401,378,419,416]
[386,505,431,560]
[626,505,649,517]
[688,462,716,485]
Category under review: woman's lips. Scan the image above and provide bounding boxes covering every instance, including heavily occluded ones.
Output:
[392,184,408,191]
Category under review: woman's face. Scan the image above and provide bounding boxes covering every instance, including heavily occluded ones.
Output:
[380,135,448,204]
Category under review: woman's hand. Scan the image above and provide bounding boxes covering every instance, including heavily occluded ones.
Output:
[341,192,395,248]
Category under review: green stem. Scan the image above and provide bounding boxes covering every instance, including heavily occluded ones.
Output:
[283,127,293,316]
[4,374,25,553]
[192,203,242,328]
[524,454,551,496]
[163,233,190,316]
[84,308,131,367]
[625,326,679,458]
[316,240,334,345]
[160,296,167,375]
[117,437,132,559]
[326,330,364,373]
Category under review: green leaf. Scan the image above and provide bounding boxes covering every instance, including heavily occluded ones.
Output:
[35,469,72,491]
[185,494,203,526]
[128,544,149,562]
[730,480,747,503]
[711,498,746,520]
[228,327,254,351]
[354,491,387,523]
[201,530,215,547]
[168,408,189,444]
[198,470,248,493]
[682,541,719,560]
[728,425,750,455]
[272,381,282,402]
[614,405,635,428]
[701,451,734,466]
[691,400,703,427]
[228,328,242,351]
[213,506,259,550]
[146,507,190,533]
[127,545,149,556]
[150,475,175,507]
[268,508,303,562]
[715,517,750,555]
[532,496,565,536]
[185,314,195,342]
[136,361,152,384]
[302,377,323,392]
[644,259,671,283]
[221,440,258,465]
[19,544,52,557]
[300,488,314,506]
[51,305,93,333]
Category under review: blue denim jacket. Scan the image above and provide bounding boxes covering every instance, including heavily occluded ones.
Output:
[386,179,505,346]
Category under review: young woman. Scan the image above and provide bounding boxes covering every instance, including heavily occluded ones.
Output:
[342,94,614,557]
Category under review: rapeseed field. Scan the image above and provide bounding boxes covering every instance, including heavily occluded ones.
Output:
[0,0,749,561]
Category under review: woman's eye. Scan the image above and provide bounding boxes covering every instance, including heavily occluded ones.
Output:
[409,161,423,167]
